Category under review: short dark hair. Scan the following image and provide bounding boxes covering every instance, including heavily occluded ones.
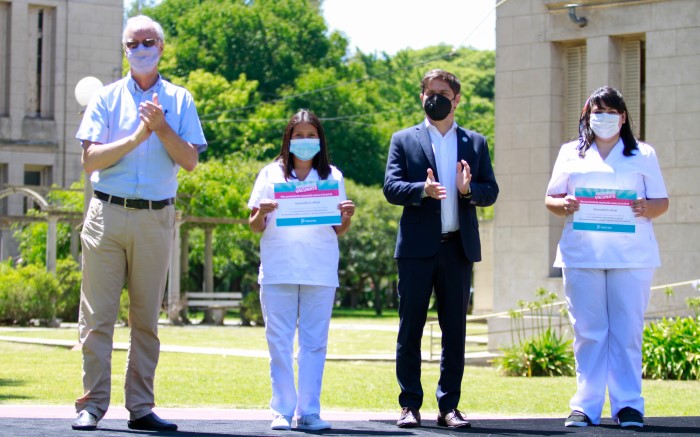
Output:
[578,86,638,158]
[277,109,331,180]
[421,69,461,96]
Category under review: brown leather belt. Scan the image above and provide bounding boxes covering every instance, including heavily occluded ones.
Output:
[94,190,174,210]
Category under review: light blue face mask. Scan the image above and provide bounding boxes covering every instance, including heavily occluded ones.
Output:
[126,45,161,75]
[289,138,321,161]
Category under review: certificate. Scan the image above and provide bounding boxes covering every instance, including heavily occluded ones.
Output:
[573,187,636,233]
[274,180,341,227]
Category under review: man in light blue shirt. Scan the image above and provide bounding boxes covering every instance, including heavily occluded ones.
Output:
[72,15,206,432]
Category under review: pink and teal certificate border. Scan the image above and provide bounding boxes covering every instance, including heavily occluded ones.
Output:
[574,187,636,233]
[274,180,341,227]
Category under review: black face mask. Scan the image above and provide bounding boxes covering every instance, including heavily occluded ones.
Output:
[423,93,453,121]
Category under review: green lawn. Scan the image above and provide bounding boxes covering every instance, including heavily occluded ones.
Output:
[0,316,488,356]
[1,342,698,417]
[0,318,698,417]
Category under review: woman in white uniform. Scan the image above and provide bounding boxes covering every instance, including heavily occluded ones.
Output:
[248,109,355,431]
[545,86,668,429]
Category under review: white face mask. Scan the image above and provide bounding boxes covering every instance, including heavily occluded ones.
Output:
[289,138,321,161]
[126,45,160,75]
[590,112,621,139]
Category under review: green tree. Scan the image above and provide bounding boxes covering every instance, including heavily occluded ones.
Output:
[172,69,260,159]
[146,0,344,96]
[177,156,262,292]
[283,66,388,185]
[338,180,400,313]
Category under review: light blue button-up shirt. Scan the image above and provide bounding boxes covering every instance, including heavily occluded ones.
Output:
[77,73,207,200]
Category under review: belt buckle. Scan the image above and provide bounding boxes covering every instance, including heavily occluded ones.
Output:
[123,199,137,210]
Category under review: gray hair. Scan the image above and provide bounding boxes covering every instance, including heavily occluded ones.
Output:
[122,15,165,44]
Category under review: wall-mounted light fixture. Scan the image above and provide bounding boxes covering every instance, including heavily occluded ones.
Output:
[566,4,588,27]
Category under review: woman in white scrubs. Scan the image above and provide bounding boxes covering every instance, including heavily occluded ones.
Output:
[248,109,355,431]
[545,86,668,429]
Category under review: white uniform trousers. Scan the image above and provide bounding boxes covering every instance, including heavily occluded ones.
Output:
[563,267,654,424]
[260,284,335,418]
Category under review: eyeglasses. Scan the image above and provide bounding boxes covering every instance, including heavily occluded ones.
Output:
[124,38,159,50]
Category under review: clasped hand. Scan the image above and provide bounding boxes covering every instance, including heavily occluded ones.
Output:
[424,160,472,199]
[139,93,168,133]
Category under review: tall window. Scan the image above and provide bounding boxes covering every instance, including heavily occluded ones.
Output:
[0,3,9,116]
[621,38,645,139]
[23,165,52,213]
[564,43,588,141]
[26,6,55,119]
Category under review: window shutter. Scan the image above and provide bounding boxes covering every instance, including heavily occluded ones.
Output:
[622,40,642,137]
[0,3,8,115]
[564,44,587,141]
[26,7,55,118]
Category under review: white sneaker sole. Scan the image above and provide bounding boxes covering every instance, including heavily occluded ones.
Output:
[296,423,331,430]
[620,422,643,428]
[565,421,589,427]
[270,417,292,430]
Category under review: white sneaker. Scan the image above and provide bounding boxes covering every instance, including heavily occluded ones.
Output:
[270,415,292,430]
[296,413,331,430]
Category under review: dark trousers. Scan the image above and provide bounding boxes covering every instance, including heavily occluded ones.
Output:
[395,238,473,411]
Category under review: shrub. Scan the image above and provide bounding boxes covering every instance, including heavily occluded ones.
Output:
[687,296,700,318]
[0,261,60,325]
[498,328,575,377]
[55,259,82,322]
[240,290,264,326]
[496,287,575,377]
[642,316,700,380]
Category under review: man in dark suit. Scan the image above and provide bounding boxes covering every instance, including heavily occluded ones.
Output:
[383,69,498,429]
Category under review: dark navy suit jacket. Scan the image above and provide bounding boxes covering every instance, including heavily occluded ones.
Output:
[383,122,499,262]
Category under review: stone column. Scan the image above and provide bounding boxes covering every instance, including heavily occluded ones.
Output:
[168,211,184,324]
[203,225,214,293]
[46,212,58,274]
[70,223,80,263]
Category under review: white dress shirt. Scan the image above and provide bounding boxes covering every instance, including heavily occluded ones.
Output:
[426,119,459,233]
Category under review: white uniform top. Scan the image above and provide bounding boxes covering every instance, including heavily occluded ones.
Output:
[546,139,668,269]
[248,161,347,287]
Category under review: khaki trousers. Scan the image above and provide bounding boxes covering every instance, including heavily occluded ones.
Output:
[76,197,175,420]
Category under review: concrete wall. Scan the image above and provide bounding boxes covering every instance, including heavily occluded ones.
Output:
[0,0,122,259]
[490,0,700,349]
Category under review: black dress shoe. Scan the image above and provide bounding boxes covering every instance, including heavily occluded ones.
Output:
[397,407,421,428]
[72,410,98,430]
[438,408,471,428]
[127,412,178,431]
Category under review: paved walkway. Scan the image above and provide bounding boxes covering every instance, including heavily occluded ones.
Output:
[1,328,698,435]
[0,406,697,436]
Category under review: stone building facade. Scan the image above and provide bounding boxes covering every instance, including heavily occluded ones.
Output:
[0,0,122,259]
[487,0,700,348]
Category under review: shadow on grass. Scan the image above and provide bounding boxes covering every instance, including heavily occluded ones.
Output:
[0,378,30,401]
[332,308,402,319]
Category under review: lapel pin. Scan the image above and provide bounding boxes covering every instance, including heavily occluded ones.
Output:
[462,137,467,142]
